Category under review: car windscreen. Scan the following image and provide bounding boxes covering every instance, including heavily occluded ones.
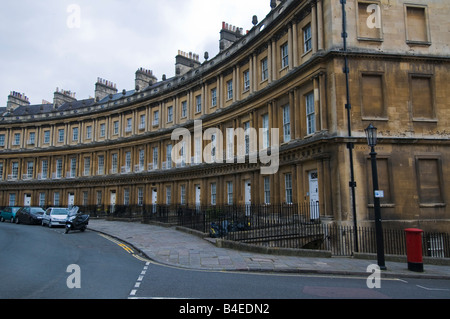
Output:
[51,208,68,215]
[30,208,44,215]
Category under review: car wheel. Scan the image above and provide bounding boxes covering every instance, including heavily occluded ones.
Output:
[0,217,4,222]
[15,217,20,224]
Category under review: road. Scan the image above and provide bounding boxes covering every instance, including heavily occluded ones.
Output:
[1,221,449,304]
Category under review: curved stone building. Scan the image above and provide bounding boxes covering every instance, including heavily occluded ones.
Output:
[1,0,449,232]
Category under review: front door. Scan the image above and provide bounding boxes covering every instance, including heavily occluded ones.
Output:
[24,194,31,207]
[110,191,116,213]
[309,170,320,220]
[195,185,201,211]
[68,193,75,208]
[152,188,157,213]
[244,179,251,216]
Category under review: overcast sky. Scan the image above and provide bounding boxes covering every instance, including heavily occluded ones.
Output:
[0,0,271,106]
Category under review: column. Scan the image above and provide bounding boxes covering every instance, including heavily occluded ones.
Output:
[311,2,318,54]
[317,0,324,51]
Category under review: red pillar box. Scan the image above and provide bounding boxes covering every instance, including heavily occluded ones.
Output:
[404,228,424,272]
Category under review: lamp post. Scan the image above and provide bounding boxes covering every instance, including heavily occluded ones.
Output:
[365,123,386,270]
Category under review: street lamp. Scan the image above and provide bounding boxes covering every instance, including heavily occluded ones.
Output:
[365,123,387,270]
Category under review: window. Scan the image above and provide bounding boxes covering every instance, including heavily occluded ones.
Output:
[211,88,217,107]
[111,153,118,173]
[29,132,35,145]
[243,70,250,92]
[86,126,92,139]
[0,134,4,147]
[180,185,186,205]
[285,173,293,204]
[411,75,434,119]
[83,192,88,206]
[100,123,106,137]
[138,188,144,206]
[303,24,312,53]
[26,161,33,179]
[58,129,64,143]
[98,155,104,175]
[54,192,60,206]
[41,160,48,179]
[96,191,102,206]
[139,115,146,130]
[264,177,271,204]
[405,5,430,44]
[70,158,77,178]
[56,159,63,178]
[262,114,269,149]
[211,183,216,205]
[84,157,90,176]
[113,121,119,135]
[44,131,50,144]
[166,144,172,168]
[152,147,158,169]
[71,127,78,142]
[13,133,20,146]
[361,73,385,118]
[125,152,131,172]
[181,101,187,118]
[39,193,46,207]
[167,106,173,122]
[416,158,443,204]
[124,189,130,205]
[244,121,250,155]
[196,95,202,113]
[153,110,159,126]
[126,118,132,133]
[227,181,233,205]
[306,92,315,135]
[11,162,18,179]
[261,58,268,81]
[227,80,233,100]
[282,104,291,142]
[9,193,16,206]
[0,163,3,180]
[211,134,216,161]
[281,43,289,68]
[166,186,171,204]
[139,149,145,171]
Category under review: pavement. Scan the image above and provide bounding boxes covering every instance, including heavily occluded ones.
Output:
[87,219,450,280]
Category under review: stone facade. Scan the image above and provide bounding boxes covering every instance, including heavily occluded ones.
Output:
[0,0,449,232]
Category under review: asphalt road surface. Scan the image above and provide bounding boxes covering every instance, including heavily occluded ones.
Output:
[1,221,449,304]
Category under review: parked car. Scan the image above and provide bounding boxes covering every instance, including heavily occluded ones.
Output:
[15,207,45,225]
[42,207,69,228]
[0,206,21,223]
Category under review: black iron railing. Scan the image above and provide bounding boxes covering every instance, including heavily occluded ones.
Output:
[76,203,450,258]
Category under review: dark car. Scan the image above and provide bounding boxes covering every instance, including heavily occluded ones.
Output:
[15,207,45,225]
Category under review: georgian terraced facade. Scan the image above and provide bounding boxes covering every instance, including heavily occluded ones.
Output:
[0,0,449,232]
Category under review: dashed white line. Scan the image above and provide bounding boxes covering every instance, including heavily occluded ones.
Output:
[129,261,151,298]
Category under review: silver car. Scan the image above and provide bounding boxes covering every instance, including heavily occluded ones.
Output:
[42,207,69,228]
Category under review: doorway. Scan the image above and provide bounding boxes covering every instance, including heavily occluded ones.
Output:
[308,170,319,220]
[244,179,251,216]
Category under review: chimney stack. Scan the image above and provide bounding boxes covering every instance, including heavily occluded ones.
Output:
[95,77,118,101]
[175,50,201,76]
[53,87,77,108]
[135,68,157,91]
[7,91,30,112]
[219,21,244,52]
